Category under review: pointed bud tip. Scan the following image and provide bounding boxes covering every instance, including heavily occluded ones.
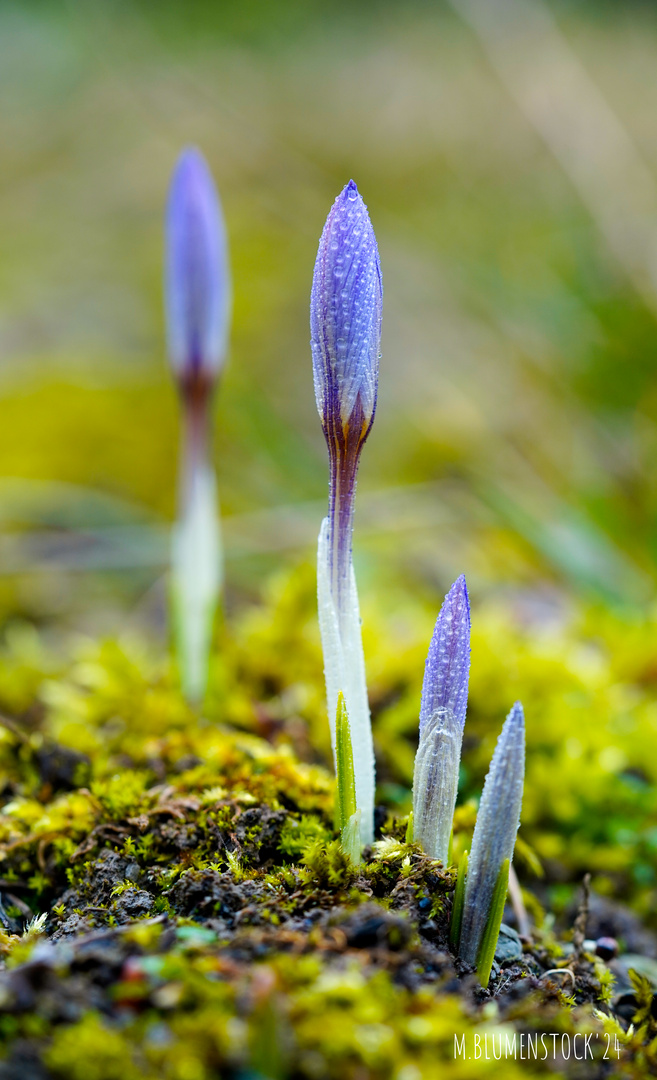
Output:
[507,701,525,726]
[174,144,207,175]
[498,701,525,762]
[446,574,470,618]
[441,574,471,637]
[333,178,367,216]
[420,573,471,734]
[169,148,217,211]
[165,145,230,384]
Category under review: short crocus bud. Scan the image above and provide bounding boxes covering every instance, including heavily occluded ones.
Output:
[166,146,230,392]
[165,148,230,704]
[459,702,525,975]
[413,575,471,864]
[313,181,382,846]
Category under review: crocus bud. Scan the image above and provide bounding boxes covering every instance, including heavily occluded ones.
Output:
[310,179,382,441]
[165,147,229,704]
[459,702,525,969]
[165,147,230,392]
[419,574,470,736]
[313,181,382,846]
[312,180,382,605]
[413,575,471,864]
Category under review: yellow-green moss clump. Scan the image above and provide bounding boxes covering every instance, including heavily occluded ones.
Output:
[0,565,655,1077]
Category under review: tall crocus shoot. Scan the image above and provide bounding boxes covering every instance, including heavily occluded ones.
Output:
[458,701,525,986]
[311,180,382,846]
[412,574,470,864]
[165,147,231,703]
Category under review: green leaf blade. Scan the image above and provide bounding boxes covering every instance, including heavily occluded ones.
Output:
[450,848,468,950]
[335,691,360,862]
[476,857,510,988]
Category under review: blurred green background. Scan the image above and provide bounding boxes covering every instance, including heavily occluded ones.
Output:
[2,0,657,628]
[2,0,657,916]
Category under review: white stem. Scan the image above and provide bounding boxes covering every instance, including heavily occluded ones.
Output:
[172,461,222,703]
[412,707,462,865]
[317,516,375,845]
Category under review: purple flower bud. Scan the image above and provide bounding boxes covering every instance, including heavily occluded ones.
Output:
[166,148,229,704]
[413,575,471,863]
[420,575,471,736]
[310,180,382,443]
[165,147,230,393]
[313,182,381,844]
[459,702,525,967]
[311,181,382,607]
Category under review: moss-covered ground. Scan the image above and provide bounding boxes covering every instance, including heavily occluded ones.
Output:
[0,566,656,1077]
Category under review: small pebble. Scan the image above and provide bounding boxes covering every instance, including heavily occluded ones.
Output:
[595,936,619,961]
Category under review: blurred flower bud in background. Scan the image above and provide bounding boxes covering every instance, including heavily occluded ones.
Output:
[166,146,231,393]
[165,147,231,704]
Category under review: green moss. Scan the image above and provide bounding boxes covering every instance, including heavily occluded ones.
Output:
[0,570,654,1076]
[300,839,357,890]
[45,1014,145,1080]
[3,567,656,917]
[278,814,332,857]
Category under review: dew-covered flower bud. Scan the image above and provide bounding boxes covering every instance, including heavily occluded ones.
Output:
[459,702,525,968]
[166,147,230,392]
[419,574,470,736]
[413,575,471,864]
[310,179,382,442]
[313,181,382,846]
[312,180,382,605]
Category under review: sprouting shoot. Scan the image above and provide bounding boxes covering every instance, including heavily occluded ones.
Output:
[457,702,526,986]
[412,574,470,865]
[311,180,382,846]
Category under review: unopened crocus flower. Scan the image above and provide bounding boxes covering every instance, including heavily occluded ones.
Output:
[166,147,230,386]
[412,574,470,864]
[312,180,382,845]
[165,147,231,703]
[459,702,525,970]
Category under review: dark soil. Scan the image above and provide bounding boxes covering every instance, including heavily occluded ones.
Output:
[0,800,653,1079]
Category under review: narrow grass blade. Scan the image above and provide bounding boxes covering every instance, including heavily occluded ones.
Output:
[336,691,357,829]
[449,849,468,950]
[405,811,414,845]
[335,692,360,863]
[342,809,362,865]
[477,858,510,988]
